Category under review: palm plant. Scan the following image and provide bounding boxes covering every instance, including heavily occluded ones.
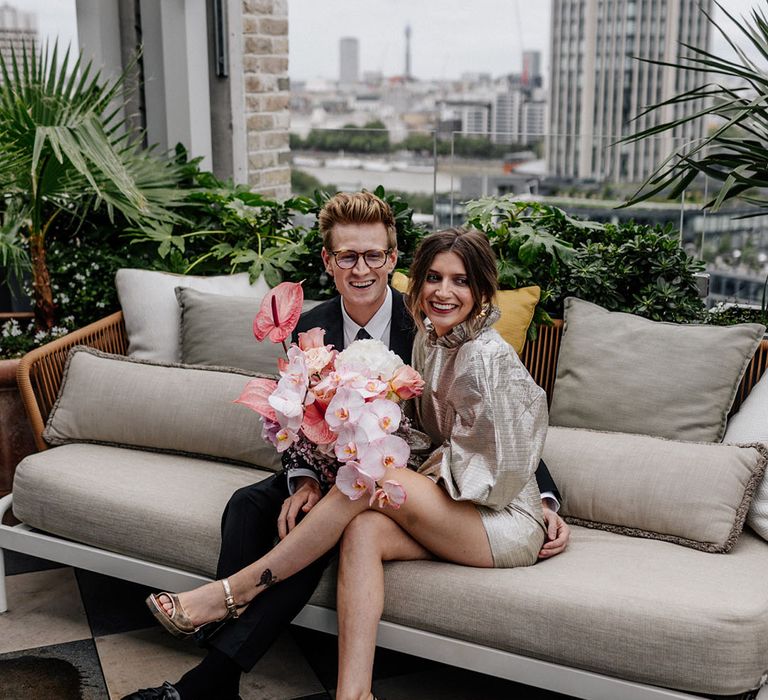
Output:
[0,42,187,329]
[622,1,768,215]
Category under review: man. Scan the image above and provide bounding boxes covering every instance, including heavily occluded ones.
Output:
[124,191,569,700]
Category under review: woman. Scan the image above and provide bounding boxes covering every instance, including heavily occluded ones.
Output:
[146,228,548,700]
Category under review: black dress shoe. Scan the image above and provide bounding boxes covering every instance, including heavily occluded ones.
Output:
[120,681,181,700]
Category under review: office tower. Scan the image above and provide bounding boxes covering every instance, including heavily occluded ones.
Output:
[548,0,712,182]
[405,24,411,79]
[0,3,38,77]
[339,37,359,86]
[522,50,542,88]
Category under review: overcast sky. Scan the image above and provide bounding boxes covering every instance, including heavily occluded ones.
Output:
[11,0,766,81]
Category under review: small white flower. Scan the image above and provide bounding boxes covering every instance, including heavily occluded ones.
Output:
[34,330,47,342]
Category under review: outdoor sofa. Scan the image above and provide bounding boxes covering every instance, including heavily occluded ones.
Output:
[3,273,768,700]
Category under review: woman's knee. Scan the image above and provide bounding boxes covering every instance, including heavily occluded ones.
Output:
[340,511,389,552]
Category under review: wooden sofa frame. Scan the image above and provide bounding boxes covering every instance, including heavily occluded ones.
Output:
[3,311,768,700]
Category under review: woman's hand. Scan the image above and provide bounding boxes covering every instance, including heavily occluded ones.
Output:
[538,502,570,559]
[278,477,322,539]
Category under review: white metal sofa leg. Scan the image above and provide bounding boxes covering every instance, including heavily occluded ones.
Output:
[0,493,11,613]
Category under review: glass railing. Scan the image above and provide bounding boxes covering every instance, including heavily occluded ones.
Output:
[289,126,767,308]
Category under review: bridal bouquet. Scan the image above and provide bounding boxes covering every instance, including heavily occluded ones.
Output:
[236,282,424,508]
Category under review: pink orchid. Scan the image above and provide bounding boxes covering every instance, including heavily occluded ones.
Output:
[325,387,365,431]
[350,375,389,399]
[370,480,407,509]
[358,434,410,472]
[234,378,278,422]
[253,282,304,344]
[301,402,336,445]
[390,365,425,401]
[274,427,298,452]
[368,398,401,434]
[336,462,377,500]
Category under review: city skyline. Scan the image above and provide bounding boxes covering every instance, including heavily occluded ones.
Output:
[10,0,766,82]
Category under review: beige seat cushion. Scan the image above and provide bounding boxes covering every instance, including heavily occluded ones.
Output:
[13,444,272,576]
[312,526,768,696]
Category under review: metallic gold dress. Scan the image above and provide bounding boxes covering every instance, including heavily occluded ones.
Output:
[412,308,548,567]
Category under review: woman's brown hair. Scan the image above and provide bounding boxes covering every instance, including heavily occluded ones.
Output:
[406,227,498,332]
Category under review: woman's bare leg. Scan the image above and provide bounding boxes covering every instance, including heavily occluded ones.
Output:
[159,467,493,626]
[336,511,432,700]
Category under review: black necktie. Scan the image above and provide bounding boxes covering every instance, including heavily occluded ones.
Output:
[356,328,371,340]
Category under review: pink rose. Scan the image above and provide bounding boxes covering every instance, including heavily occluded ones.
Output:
[297,327,327,351]
[390,365,425,401]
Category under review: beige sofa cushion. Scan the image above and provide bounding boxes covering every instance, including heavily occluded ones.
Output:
[310,526,768,696]
[176,287,321,374]
[541,426,766,552]
[12,444,271,575]
[549,297,765,442]
[43,348,281,471]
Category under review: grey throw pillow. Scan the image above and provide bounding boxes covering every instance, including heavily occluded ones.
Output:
[176,287,321,375]
[44,347,282,472]
[549,298,765,442]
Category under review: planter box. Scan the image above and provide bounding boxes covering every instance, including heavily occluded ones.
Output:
[0,359,36,524]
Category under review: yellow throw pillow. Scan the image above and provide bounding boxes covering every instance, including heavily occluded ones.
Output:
[391,271,539,356]
[391,270,409,293]
[494,286,540,356]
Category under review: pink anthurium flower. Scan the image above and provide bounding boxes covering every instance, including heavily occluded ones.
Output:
[301,402,336,445]
[358,435,410,472]
[370,480,407,509]
[253,282,304,344]
[336,462,377,500]
[234,377,278,422]
[325,387,365,431]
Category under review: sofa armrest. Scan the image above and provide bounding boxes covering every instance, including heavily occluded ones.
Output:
[519,319,563,405]
[16,312,128,451]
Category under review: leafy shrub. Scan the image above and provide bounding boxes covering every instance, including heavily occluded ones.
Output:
[465,196,707,335]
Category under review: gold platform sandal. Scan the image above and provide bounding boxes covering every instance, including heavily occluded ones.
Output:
[146,578,241,638]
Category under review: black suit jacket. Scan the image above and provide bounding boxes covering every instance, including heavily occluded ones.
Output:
[293,288,415,364]
[290,287,560,500]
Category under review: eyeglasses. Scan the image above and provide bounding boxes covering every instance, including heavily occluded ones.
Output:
[330,249,392,270]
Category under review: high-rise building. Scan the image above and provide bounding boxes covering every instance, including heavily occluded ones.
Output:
[547,0,711,182]
[522,50,542,88]
[0,3,38,76]
[339,37,359,86]
[404,24,412,80]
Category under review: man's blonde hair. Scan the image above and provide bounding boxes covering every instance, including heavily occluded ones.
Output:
[318,191,397,250]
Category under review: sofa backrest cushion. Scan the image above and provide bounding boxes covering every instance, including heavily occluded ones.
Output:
[116,268,270,363]
[43,347,281,471]
[543,425,767,552]
[176,287,321,374]
[549,298,765,442]
[724,370,768,541]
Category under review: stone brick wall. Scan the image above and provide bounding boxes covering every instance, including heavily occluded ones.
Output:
[241,0,291,199]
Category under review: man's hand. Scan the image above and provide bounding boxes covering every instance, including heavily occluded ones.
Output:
[539,501,570,559]
[278,477,322,539]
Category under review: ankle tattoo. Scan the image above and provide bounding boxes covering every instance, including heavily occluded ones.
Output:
[257,568,278,588]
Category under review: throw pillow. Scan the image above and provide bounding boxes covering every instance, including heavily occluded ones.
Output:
[390,272,539,356]
[724,369,768,541]
[43,347,282,472]
[177,287,321,374]
[549,298,765,442]
[543,426,768,553]
[115,269,269,363]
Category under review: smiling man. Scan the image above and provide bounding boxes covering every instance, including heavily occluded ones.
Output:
[123,191,569,700]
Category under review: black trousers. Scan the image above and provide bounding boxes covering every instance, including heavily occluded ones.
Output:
[206,471,334,672]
